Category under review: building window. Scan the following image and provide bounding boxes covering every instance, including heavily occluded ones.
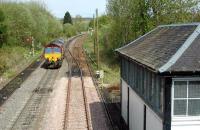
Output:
[172,80,200,117]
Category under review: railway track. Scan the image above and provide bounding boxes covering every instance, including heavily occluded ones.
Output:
[64,35,115,130]
[0,59,42,106]
[10,69,59,130]
[64,47,91,130]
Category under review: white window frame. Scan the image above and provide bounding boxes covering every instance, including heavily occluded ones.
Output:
[172,78,200,121]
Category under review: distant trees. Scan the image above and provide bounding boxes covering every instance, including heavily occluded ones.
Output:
[63,14,89,37]
[74,15,86,33]
[63,23,76,37]
[63,11,72,24]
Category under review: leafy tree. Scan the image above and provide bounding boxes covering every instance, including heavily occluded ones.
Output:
[0,2,63,47]
[63,23,76,37]
[73,15,87,33]
[106,0,200,50]
[89,15,110,28]
[63,11,72,24]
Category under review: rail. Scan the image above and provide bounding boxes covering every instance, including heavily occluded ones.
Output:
[68,49,91,130]
[64,38,91,130]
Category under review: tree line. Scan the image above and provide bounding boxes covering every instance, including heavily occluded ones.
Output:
[0,2,88,48]
[0,2,63,48]
[97,0,200,59]
[63,12,88,37]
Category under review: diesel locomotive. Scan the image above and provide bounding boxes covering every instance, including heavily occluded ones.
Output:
[44,39,64,68]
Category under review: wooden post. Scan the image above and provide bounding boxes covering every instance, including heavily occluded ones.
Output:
[96,9,99,69]
[32,36,35,56]
[93,14,96,55]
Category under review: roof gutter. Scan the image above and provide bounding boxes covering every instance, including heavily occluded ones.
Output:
[159,24,200,73]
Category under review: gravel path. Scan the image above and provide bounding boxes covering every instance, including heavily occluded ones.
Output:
[0,65,47,130]
[66,77,88,130]
[84,77,111,130]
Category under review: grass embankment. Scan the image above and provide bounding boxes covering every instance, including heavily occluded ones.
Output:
[0,46,41,86]
[83,35,120,86]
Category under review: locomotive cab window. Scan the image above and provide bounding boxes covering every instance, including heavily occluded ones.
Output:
[172,79,200,118]
[53,47,61,53]
[45,47,52,53]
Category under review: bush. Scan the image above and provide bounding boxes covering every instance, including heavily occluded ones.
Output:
[63,23,76,37]
[0,9,7,47]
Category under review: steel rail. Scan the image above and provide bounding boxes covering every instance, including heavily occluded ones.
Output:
[63,50,72,130]
[64,36,91,130]
[68,49,91,130]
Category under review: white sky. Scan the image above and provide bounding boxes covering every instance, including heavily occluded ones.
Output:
[11,0,107,18]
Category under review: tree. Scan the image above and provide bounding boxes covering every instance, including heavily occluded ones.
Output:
[106,0,200,49]
[63,23,76,37]
[63,11,72,24]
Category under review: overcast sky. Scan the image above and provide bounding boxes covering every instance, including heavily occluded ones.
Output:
[14,0,107,18]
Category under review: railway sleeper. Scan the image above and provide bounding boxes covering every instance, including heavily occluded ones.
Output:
[33,88,53,94]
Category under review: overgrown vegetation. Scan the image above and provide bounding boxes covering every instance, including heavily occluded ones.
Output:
[84,15,120,85]
[85,0,200,86]
[106,0,200,53]
[0,9,6,48]
[0,1,63,79]
[84,36,120,85]
[63,15,90,37]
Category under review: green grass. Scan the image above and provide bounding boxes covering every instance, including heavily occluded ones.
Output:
[0,46,42,79]
[83,35,120,85]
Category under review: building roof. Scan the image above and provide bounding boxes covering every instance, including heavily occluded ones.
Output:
[116,23,200,73]
[169,35,200,72]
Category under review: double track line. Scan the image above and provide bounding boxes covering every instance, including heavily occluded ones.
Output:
[11,69,59,130]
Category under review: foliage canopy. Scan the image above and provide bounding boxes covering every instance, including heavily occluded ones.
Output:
[0,2,63,47]
[106,0,200,52]
[0,9,7,47]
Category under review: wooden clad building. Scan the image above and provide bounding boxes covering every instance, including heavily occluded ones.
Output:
[116,23,200,130]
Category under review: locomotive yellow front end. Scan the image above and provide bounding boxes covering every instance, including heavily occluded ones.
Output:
[44,44,63,68]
